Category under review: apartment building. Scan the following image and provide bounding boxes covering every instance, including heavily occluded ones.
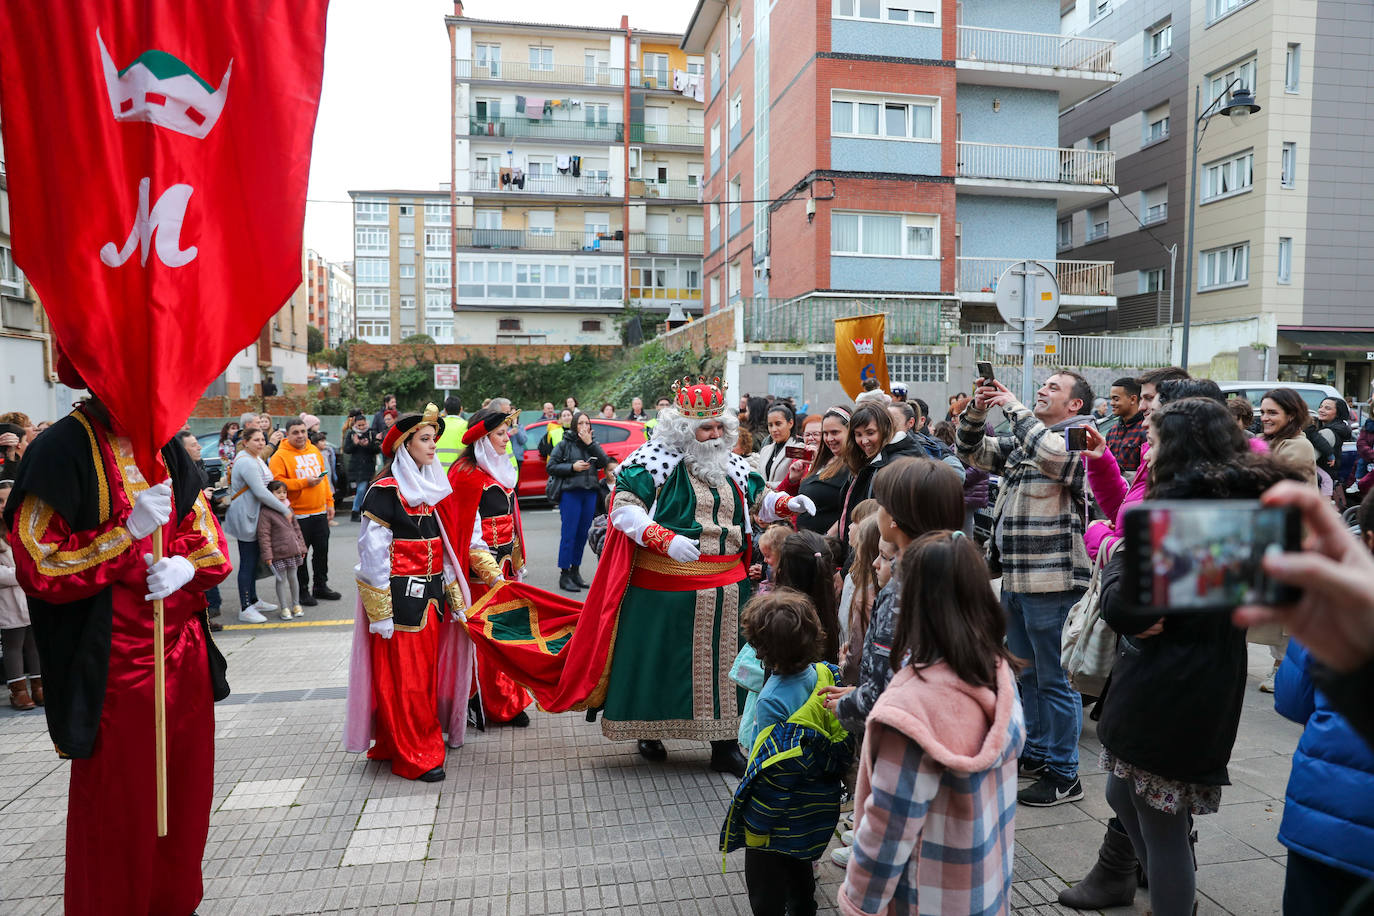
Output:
[445,3,706,345]
[328,261,355,349]
[306,249,329,341]
[347,188,456,344]
[1060,0,1374,394]
[682,0,1120,403]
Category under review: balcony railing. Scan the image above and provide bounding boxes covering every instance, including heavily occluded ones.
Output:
[469,115,624,143]
[455,228,624,253]
[472,171,617,197]
[632,124,705,147]
[956,258,1114,298]
[744,297,945,345]
[956,26,1115,73]
[632,179,701,201]
[957,142,1116,186]
[629,67,674,90]
[636,234,704,255]
[455,58,625,89]
[962,333,1172,369]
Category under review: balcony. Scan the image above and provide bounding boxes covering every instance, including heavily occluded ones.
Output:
[956,27,1118,107]
[956,142,1115,208]
[455,58,625,90]
[962,333,1172,369]
[471,170,618,198]
[456,228,624,254]
[469,115,624,143]
[632,179,701,202]
[744,297,944,345]
[632,123,705,148]
[636,234,704,256]
[956,257,1115,308]
[628,67,675,91]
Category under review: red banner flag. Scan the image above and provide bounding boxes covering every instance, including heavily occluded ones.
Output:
[0,1,329,478]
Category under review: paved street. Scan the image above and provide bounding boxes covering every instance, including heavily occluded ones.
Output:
[1,506,1300,914]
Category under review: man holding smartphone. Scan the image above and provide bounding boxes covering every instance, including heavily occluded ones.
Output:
[956,369,1094,807]
[270,418,339,606]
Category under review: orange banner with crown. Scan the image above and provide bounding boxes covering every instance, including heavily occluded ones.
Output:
[834,314,890,399]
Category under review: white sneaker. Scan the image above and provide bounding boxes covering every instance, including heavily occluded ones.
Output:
[249,599,278,613]
[840,829,855,846]
[1348,481,1362,495]
[238,607,267,624]
[279,607,293,621]
[830,845,851,867]
[293,606,305,618]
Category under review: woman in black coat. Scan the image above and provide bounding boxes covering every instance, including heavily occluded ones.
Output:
[1093,397,1304,916]
[547,411,609,592]
[835,403,921,542]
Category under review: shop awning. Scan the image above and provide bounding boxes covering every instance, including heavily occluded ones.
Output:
[1279,329,1374,353]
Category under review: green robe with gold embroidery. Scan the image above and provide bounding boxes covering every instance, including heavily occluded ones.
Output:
[600,458,768,742]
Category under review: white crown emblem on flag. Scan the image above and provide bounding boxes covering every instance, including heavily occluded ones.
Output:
[852,338,875,355]
[98,29,233,140]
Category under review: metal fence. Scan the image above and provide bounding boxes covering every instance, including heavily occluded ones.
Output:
[637,234,704,255]
[631,123,705,147]
[455,228,624,253]
[962,333,1172,368]
[743,297,945,345]
[956,26,1115,73]
[634,179,701,201]
[471,171,617,197]
[468,115,625,143]
[957,142,1116,186]
[956,258,1114,297]
[456,59,626,88]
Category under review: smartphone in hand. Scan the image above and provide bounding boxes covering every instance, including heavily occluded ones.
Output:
[976,360,995,383]
[1065,427,1089,451]
[784,444,812,460]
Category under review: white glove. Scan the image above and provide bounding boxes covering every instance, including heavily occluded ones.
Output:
[128,481,174,540]
[666,535,701,563]
[143,554,196,601]
[787,495,818,517]
[369,618,395,639]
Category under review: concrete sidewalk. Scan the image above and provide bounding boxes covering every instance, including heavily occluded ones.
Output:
[0,510,1301,914]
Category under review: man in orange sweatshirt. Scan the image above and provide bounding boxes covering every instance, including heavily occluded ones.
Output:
[270,417,339,606]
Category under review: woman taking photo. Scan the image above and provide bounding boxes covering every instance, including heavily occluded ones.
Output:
[223,428,292,623]
[753,403,804,487]
[835,403,920,541]
[792,407,851,535]
[1089,397,1303,915]
[1260,388,1318,487]
[548,411,610,593]
[217,421,239,464]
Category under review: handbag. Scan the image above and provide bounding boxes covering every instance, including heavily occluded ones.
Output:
[1060,539,1122,697]
[544,471,565,505]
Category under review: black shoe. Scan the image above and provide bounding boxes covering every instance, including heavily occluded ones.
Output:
[637,739,667,761]
[1018,757,1049,779]
[350,511,361,522]
[313,586,342,601]
[709,739,747,778]
[1018,774,1083,807]
[506,711,531,727]
[569,566,588,589]
[558,570,579,592]
[1058,820,1139,908]
[208,606,223,619]
[417,767,446,783]
[298,593,318,607]
[208,621,223,632]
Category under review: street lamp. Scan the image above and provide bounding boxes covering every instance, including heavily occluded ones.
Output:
[1179,80,1261,370]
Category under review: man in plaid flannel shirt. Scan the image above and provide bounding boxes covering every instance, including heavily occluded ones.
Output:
[1104,376,1147,473]
[956,370,1093,808]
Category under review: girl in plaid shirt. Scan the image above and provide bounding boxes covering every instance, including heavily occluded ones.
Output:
[839,531,1025,916]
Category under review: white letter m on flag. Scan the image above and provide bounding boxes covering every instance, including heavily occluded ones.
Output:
[100,177,198,268]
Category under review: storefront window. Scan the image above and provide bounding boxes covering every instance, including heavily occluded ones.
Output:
[1277,359,1336,385]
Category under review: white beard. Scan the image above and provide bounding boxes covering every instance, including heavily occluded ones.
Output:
[683,437,732,487]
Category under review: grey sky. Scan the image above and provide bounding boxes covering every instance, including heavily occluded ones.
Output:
[304,0,699,263]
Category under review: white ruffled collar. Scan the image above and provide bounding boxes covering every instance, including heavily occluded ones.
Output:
[393,446,452,507]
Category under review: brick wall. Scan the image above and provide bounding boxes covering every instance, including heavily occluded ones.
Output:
[347,342,621,375]
[656,307,736,355]
[190,394,318,420]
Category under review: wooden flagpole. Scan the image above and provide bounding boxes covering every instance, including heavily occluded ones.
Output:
[152,527,169,837]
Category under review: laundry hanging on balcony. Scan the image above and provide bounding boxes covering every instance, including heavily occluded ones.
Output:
[556,155,571,173]
[673,69,705,103]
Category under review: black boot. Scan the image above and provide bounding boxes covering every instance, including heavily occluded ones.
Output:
[637,739,667,761]
[1058,819,1140,909]
[709,739,747,778]
[558,569,579,592]
[569,566,588,589]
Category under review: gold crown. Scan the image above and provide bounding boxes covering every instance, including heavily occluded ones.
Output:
[672,375,728,419]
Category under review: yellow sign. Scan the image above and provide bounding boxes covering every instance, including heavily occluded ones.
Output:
[834,313,890,399]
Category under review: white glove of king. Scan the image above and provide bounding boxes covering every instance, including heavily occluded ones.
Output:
[666,535,701,563]
[128,481,174,540]
[143,554,196,602]
[369,618,395,639]
[787,495,818,517]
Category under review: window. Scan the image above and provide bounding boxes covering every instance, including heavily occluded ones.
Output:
[1146,20,1172,62]
[424,201,450,226]
[529,46,553,71]
[1087,205,1108,241]
[426,320,453,343]
[687,56,704,77]
[424,229,450,255]
[1141,184,1168,224]
[1199,242,1250,290]
[354,198,387,224]
[730,8,743,43]
[730,92,742,130]
[399,233,414,249]
[1143,103,1169,144]
[399,295,415,312]
[527,211,555,236]
[831,211,938,258]
[399,263,416,279]
[1139,268,1165,293]
[498,318,523,331]
[398,205,413,217]
[1281,142,1297,188]
[425,290,447,311]
[1208,57,1257,102]
[1057,218,1072,250]
[355,258,389,285]
[1090,131,1110,152]
[1277,237,1293,283]
[728,177,741,217]
[728,260,741,300]
[581,319,603,332]
[831,93,937,141]
[833,0,939,26]
[642,52,670,87]
[583,103,610,127]
[1202,149,1253,201]
[710,51,720,92]
[355,289,390,314]
[356,320,390,342]
[1285,44,1301,93]
[1091,0,1112,22]
[355,226,389,254]
[475,42,501,77]
[1209,0,1256,23]
[424,259,450,288]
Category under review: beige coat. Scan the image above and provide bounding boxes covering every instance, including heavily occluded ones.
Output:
[0,538,30,629]
[1269,435,1318,487]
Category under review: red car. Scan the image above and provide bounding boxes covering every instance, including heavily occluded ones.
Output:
[516,418,648,501]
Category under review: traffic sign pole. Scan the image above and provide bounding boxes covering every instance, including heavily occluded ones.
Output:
[993,261,1061,405]
[1021,267,1035,405]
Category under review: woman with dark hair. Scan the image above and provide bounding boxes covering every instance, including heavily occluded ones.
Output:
[547,411,610,592]
[1260,388,1318,487]
[835,403,920,545]
[217,421,240,463]
[795,407,852,535]
[1084,398,1305,915]
[538,407,574,462]
[772,529,841,663]
[1313,396,1351,486]
[223,426,292,622]
[742,395,770,450]
[754,403,803,486]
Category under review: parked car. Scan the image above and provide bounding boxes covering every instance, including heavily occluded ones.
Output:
[515,418,648,502]
[194,432,229,518]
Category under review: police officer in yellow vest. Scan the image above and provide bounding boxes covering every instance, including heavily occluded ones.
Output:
[435,395,468,470]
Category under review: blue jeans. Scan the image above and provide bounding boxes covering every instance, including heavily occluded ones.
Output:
[236,539,261,609]
[557,488,598,569]
[1003,588,1084,781]
[352,480,369,514]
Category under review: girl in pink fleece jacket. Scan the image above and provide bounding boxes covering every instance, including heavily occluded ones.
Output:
[839,531,1025,916]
